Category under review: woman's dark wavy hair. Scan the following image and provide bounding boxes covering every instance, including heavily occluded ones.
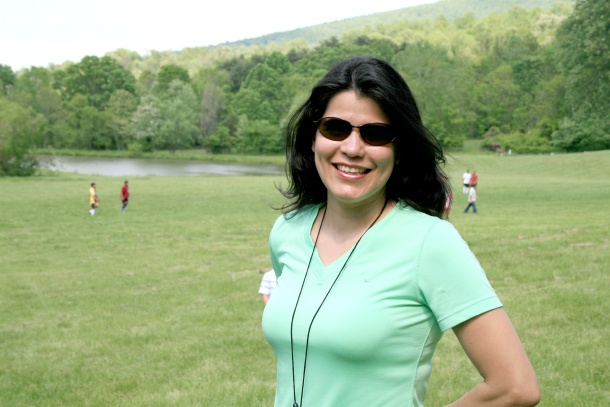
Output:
[280,56,450,219]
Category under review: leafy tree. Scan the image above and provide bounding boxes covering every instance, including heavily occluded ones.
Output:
[265,51,291,74]
[156,64,191,94]
[136,70,157,96]
[455,12,477,29]
[49,56,136,150]
[554,0,610,150]
[199,81,226,140]
[192,67,231,97]
[8,67,66,148]
[239,64,283,118]
[320,36,341,48]
[0,98,39,176]
[392,43,474,145]
[106,48,142,69]
[494,33,540,64]
[156,80,199,151]
[203,125,235,154]
[60,94,112,149]
[132,95,162,151]
[286,47,309,64]
[53,56,136,109]
[10,67,52,107]
[235,116,283,154]
[229,88,277,123]
[105,90,138,150]
[511,56,545,93]
[473,64,522,135]
[528,75,567,133]
[0,64,16,96]
[192,67,231,143]
[218,54,265,92]
[82,105,112,149]
[291,43,360,82]
[218,107,240,146]
[552,114,610,151]
[227,54,295,128]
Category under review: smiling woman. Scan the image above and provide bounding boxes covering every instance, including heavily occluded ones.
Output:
[262,56,540,407]
[312,91,395,209]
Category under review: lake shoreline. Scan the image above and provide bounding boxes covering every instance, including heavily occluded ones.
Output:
[33,149,286,166]
[37,155,285,177]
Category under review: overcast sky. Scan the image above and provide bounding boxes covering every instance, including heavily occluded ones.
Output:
[1,0,440,70]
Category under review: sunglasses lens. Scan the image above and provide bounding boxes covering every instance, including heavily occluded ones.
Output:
[318,118,352,141]
[316,118,395,146]
[360,124,394,146]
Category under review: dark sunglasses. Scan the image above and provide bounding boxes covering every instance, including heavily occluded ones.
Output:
[314,117,395,146]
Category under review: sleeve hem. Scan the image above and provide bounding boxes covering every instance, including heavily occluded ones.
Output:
[438,296,503,332]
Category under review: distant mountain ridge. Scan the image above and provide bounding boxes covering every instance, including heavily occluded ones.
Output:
[225,0,574,47]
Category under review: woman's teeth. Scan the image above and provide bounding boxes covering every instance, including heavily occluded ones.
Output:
[337,165,366,174]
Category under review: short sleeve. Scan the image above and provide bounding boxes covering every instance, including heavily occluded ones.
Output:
[416,221,502,332]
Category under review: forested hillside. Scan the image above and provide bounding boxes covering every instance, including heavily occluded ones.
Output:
[1,0,608,176]
[231,0,574,46]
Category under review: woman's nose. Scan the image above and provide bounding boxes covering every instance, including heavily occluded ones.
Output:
[340,129,366,156]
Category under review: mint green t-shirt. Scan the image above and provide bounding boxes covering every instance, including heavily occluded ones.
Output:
[262,203,502,407]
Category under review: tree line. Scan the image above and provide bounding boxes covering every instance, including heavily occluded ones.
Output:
[0,0,608,176]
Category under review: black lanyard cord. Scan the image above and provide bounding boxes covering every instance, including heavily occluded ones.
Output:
[290,200,388,407]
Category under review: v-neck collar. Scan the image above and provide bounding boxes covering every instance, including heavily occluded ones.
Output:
[302,203,397,281]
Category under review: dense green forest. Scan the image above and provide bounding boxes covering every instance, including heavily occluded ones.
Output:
[0,0,608,175]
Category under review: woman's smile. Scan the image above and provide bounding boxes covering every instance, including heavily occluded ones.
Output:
[334,164,369,175]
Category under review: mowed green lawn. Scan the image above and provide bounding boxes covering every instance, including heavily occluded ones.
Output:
[1,151,608,406]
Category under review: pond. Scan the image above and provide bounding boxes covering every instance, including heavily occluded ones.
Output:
[38,155,285,177]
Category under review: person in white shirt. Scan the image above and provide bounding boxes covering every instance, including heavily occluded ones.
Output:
[258,270,277,304]
[462,170,471,193]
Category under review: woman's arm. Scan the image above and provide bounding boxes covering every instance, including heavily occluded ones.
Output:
[446,308,540,407]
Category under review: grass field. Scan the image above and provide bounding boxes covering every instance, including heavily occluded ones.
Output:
[1,151,609,406]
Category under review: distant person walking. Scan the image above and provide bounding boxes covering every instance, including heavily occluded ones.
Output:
[258,269,277,305]
[463,185,478,214]
[120,180,130,211]
[89,182,99,216]
[462,169,471,193]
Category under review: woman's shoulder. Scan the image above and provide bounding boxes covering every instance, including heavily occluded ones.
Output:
[390,206,472,266]
[393,203,443,224]
[271,204,322,231]
[391,203,457,237]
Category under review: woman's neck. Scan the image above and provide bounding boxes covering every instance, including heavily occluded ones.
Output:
[321,196,393,237]
[311,196,393,266]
